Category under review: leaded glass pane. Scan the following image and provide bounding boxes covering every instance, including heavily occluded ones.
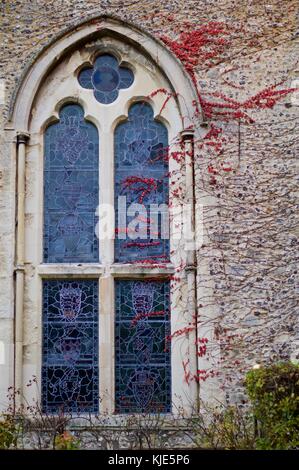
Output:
[78,54,134,104]
[115,102,169,263]
[115,280,171,413]
[42,280,99,413]
[44,104,99,263]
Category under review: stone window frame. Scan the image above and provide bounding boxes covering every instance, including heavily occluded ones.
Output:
[6,16,205,418]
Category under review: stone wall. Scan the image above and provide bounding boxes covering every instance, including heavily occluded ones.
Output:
[0,0,298,411]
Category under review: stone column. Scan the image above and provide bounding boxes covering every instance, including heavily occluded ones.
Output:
[181,129,199,413]
[15,132,29,406]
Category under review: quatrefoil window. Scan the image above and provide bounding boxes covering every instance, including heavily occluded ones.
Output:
[78,54,134,104]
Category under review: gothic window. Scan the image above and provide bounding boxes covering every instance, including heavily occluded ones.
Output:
[31,45,179,415]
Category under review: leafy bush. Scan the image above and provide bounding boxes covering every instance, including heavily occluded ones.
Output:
[54,431,80,450]
[211,406,256,450]
[0,414,18,449]
[183,402,256,449]
[245,362,299,449]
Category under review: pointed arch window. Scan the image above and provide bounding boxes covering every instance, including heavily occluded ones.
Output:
[22,41,188,416]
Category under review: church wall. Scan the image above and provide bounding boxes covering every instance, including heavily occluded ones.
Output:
[0,0,298,413]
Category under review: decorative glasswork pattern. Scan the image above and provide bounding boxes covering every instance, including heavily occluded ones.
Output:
[42,280,99,413]
[115,102,169,263]
[78,54,134,104]
[44,104,99,263]
[115,280,171,413]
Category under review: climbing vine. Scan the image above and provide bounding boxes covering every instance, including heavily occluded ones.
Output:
[138,20,299,397]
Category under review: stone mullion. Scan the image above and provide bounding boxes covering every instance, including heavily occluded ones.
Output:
[15,132,30,407]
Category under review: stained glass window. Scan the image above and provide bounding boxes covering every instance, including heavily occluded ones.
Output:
[78,54,134,104]
[115,280,171,413]
[44,104,99,263]
[42,64,172,415]
[115,102,169,263]
[42,280,99,413]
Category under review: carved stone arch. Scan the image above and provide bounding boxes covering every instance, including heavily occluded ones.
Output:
[9,14,203,416]
[8,14,202,132]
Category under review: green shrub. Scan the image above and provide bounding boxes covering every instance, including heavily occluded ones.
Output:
[213,405,256,450]
[0,414,18,449]
[184,402,256,449]
[245,362,299,449]
[54,431,80,450]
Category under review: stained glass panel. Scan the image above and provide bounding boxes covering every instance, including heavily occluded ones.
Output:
[42,280,99,413]
[44,104,99,263]
[114,102,169,263]
[78,54,134,104]
[115,280,171,413]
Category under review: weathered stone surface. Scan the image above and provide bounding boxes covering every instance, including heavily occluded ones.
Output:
[0,0,298,421]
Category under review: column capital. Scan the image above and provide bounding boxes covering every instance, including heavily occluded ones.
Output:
[14,264,25,273]
[180,128,195,141]
[16,132,30,145]
[185,263,197,272]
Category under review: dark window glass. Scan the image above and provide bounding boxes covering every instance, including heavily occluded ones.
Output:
[44,104,99,263]
[115,102,169,263]
[115,280,171,413]
[78,54,134,104]
[42,279,99,413]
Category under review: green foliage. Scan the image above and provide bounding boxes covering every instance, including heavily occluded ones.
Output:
[245,362,299,449]
[54,431,80,450]
[186,402,256,450]
[213,406,256,450]
[0,414,18,449]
